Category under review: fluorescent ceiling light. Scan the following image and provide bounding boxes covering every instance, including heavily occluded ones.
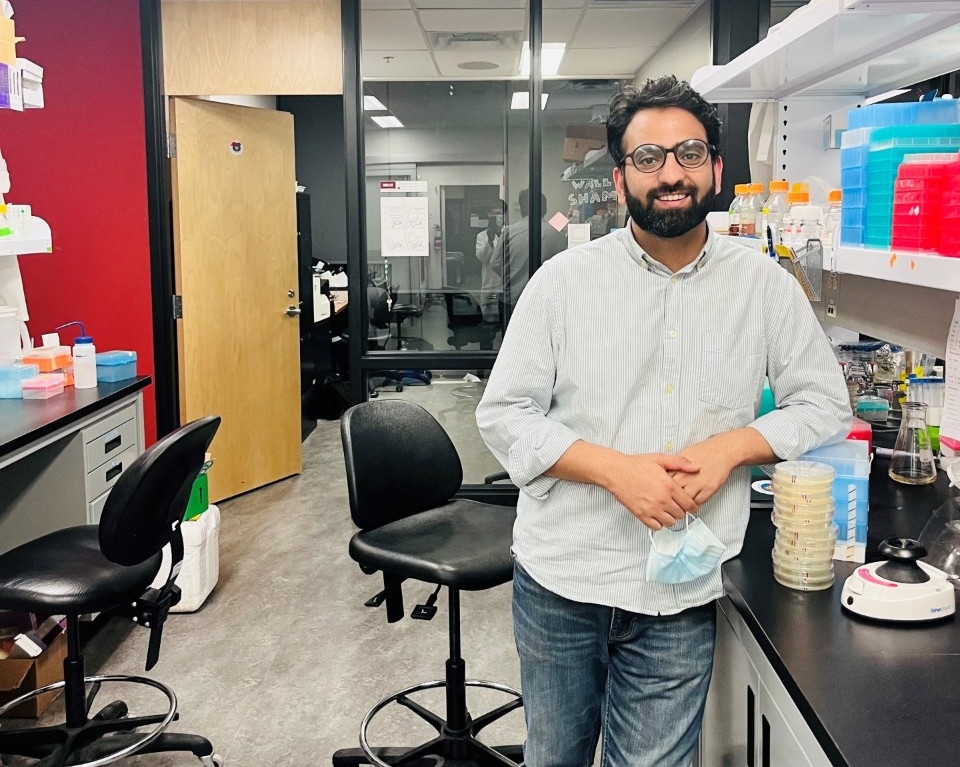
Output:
[364,95,387,111]
[372,115,404,128]
[519,42,566,77]
[511,92,549,110]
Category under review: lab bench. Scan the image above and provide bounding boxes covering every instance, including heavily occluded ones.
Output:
[703,458,959,767]
[0,377,150,554]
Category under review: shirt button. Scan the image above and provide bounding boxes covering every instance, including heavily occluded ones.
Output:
[670,275,678,284]
[666,383,674,394]
[666,442,674,453]
[668,330,677,339]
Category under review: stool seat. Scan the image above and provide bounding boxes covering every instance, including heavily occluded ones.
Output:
[0,526,161,614]
[349,500,515,591]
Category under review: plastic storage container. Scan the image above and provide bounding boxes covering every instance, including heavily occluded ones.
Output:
[95,351,137,382]
[822,189,842,247]
[848,100,958,130]
[21,373,65,399]
[20,346,70,373]
[0,362,39,398]
[802,440,871,562]
[149,505,220,613]
[865,125,960,248]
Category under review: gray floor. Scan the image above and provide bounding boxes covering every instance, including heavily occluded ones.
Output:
[22,418,523,765]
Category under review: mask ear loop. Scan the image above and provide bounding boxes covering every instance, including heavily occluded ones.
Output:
[647,513,691,545]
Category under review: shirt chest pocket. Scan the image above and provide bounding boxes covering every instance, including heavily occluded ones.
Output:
[698,332,764,410]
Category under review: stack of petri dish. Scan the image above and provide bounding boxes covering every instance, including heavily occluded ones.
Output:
[771,461,838,590]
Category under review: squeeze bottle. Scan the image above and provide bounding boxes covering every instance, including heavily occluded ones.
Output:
[56,321,97,389]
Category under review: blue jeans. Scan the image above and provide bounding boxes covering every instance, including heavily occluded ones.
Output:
[512,563,716,767]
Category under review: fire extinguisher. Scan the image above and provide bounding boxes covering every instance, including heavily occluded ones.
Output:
[433,225,443,257]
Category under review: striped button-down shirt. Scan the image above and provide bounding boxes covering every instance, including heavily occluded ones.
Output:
[476,226,851,615]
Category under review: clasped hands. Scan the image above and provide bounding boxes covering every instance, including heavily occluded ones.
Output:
[606,441,736,531]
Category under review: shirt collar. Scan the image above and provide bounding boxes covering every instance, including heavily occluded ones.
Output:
[620,223,715,275]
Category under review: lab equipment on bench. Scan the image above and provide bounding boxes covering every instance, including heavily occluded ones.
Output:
[841,538,955,623]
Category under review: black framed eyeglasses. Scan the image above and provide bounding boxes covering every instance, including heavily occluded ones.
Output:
[623,139,715,173]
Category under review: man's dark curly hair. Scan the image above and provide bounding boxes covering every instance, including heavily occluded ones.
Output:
[606,75,722,168]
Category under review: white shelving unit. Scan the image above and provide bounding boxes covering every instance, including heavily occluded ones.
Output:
[692,1,960,103]
[693,0,960,356]
[0,215,52,257]
[833,246,960,292]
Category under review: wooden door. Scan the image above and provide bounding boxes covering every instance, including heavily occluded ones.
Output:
[170,98,301,501]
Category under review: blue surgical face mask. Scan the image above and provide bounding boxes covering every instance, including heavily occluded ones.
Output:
[646,514,726,584]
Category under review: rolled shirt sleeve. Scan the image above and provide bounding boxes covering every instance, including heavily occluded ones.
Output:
[476,264,580,498]
[750,272,852,460]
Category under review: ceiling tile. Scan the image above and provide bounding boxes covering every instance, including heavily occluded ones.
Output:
[433,49,522,77]
[362,50,439,78]
[572,8,690,48]
[419,9,525,32]
[362,0,412,9]
[363,10,428,50]
[412,0,527,8]
[543,9,581,42]
[558,46,658,77]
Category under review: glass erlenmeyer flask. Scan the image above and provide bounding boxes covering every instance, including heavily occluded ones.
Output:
[889,401,938,485]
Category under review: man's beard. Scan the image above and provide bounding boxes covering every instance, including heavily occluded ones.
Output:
[624,178,716,238]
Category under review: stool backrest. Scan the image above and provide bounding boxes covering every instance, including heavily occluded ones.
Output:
[341,400,462,530]
[99,416,221,566]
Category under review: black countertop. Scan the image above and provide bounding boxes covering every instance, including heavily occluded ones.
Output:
[725,457,960,767]
[0,377,151,459]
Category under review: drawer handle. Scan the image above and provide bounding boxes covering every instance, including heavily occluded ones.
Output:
[105,434,122,453]
[761,714,770,767]
[106,463,123,482]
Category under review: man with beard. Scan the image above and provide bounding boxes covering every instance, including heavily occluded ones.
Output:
[476,76,850,767]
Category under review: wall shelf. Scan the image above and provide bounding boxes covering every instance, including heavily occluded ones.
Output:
[692,0,960,103]
[0,216,52,257]
[833,246,960,292]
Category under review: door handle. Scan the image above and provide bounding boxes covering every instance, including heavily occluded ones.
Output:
[284,306,302,317]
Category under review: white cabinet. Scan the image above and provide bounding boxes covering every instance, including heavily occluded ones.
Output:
[700,598,833,767]
[693,1,960,357]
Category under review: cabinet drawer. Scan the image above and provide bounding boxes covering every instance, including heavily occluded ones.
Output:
[85,445,137,502]
[84,417,137,472]
[88,489,111,526]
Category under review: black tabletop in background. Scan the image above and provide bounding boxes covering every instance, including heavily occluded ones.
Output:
[725,457,960,767]
[0,377,151,459]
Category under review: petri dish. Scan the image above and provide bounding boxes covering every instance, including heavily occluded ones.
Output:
[773,461,835,487]
[773,544,834,565]
[774,570,835,591]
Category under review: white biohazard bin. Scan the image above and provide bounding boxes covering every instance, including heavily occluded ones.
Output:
[150,504,220,612]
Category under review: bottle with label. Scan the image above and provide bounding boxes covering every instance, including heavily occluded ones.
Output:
[728,184,748,236]
[763,180,790,243]
[739,183,765,237]
[56,321,97,389]
[781,183,822,250]
[822,188,843,247]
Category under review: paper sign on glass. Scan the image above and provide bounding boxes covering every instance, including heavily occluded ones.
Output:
[380,196,429,258]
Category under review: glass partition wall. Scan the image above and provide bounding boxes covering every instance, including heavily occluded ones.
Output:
[345,0,673,485]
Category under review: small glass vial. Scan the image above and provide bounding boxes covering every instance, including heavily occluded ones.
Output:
[889,402,937,485]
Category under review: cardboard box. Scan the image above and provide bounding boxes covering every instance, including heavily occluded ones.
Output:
[563,124,606,162]
[0,17,15,43]
[0,631,66,717]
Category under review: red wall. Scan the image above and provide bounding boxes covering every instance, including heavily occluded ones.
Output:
[0,0,157,443]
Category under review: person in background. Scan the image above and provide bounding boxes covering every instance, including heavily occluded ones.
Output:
[493,189,566,312]
[476,75,851,767]
[475,199,506,323]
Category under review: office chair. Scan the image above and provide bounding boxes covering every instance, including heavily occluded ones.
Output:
[0,416,223,767]
[442,290,496,351]
[334,400,524,767]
